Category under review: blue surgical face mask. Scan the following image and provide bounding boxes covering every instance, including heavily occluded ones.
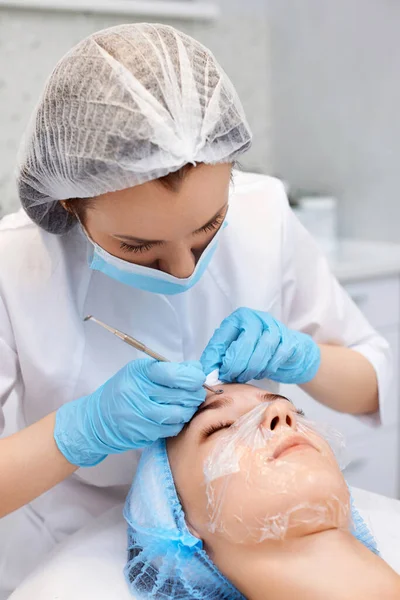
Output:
[81,219,228,295]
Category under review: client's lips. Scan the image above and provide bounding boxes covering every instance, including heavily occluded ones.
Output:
[273,435,317,460]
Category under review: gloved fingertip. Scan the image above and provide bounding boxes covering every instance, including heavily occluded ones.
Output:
[128,357,156,371]
[179,361,207,382]
[197,389,207,404]
[201,348,225,376]
[219,353,241,382]
[147,360,207,390]
[146,359,173,380]
[236,373,249,384]
[181,360,203,371]
[165,424,185,439]
[201,363,218,378]
[218,368,234,383]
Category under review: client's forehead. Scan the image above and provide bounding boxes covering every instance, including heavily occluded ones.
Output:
[209,382,258,396]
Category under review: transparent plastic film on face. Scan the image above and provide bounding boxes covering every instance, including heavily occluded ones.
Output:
[203,400,351,543]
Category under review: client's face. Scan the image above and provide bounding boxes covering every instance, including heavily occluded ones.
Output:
[167,384,350,549]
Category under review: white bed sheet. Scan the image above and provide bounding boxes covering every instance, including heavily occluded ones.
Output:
[9,487,400,600]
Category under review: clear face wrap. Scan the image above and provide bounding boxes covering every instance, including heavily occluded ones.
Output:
[203,401,350,543]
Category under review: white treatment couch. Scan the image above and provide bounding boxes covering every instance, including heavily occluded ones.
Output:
[9,487,400,600]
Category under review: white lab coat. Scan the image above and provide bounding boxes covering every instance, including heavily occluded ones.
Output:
[0,173,390,596]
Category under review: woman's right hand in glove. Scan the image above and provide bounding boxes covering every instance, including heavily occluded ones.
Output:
[54,358,206,467]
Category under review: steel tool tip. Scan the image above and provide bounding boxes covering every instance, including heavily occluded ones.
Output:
[84,315,93,322]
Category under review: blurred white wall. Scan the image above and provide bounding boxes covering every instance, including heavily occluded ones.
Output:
[267,0,400,242]
[0,0,270,216]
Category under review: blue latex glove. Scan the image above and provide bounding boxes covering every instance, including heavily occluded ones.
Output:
[54,358,206,467]
[201,308,321,385]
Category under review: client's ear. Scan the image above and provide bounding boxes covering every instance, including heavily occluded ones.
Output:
[175,486,202,540]
[185,518,202,540]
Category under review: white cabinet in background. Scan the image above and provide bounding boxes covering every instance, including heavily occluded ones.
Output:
[281,274,400,499]
[344,276,400,330]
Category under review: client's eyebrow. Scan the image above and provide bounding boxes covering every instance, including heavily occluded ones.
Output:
[263,393,293,405]
[195,396,233,417]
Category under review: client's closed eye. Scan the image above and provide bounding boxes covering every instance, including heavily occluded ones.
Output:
[201,421,234,441]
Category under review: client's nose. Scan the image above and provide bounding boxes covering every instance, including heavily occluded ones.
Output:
[262,400,296,432]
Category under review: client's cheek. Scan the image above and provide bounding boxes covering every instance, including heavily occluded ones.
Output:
[204,457,351,544]
[201,404,351,545]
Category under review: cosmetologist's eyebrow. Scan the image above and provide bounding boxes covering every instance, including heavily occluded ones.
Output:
[113,203,228,245]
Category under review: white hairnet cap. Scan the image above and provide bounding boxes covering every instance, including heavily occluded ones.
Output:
[17,23,252,234]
